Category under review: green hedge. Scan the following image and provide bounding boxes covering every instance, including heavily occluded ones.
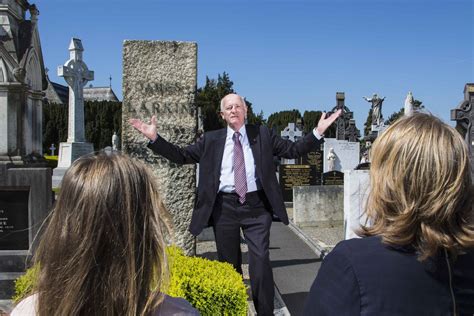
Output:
[13,246,248,315]
[43,155,58,169]
[167,247,248,315]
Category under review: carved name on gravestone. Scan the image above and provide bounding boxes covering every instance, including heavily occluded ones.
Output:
[301,149,323,173]
[122,41,197,255]
[279,164,320,202]
[323,170,345,185]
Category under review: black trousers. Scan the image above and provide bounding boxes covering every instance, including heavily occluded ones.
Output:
[212,191,274,316]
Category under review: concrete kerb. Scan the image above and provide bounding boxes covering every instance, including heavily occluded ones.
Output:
[287,221,328,259]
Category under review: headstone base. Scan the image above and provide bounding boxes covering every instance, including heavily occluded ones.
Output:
[57,142,94,168]
[293,185,343,227]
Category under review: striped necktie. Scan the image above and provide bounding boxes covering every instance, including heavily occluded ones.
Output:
[233,132,247,204]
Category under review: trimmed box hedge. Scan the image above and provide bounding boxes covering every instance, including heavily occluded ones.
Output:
[13,246,248,315]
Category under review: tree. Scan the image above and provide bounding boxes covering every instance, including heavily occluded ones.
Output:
[266,109,302,134]
[302,111,322,134]
[196,72,263,131]
[43,102,68,153]
[364,108,373,136]
[384,99,424,125]
[43,100,122,153]
[384,107,404,125]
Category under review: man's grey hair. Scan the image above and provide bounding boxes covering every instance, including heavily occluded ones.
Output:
[220,94,246,112]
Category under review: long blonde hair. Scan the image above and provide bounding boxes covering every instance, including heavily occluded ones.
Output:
[35,152,171,315]
[361,113,474,260]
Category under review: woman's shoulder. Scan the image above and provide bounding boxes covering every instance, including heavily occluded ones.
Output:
[10,294,38,316]
[152,294,200,316]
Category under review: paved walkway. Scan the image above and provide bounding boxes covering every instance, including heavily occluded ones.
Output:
[269,222,323,316]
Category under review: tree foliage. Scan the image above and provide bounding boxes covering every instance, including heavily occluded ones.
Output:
[196,72,264,131]
[266,109,302,134]
[384,99,424,126]
[302,111,322,134]
[384,107,404,126]
[43,101,122,153]
[43,102,68,153]
[363,108,373,136]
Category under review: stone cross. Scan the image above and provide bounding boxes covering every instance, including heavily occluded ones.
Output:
[58,38,94,143]
[281,123,303,165]
[451,83,474,179]
[281,123,302,142]
[49,144,56,156]
[345,119,359,142]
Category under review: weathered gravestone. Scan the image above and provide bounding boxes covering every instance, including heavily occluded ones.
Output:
[323,138,360,172]
[122,41,197,255]
[451,83,474,180]
[343,170,370,239]
[323,170,344,185]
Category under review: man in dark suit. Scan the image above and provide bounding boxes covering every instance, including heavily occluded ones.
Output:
[130,94,341,315]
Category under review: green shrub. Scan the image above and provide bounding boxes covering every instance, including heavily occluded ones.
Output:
[12,265,39,303]
[166,246,248,315]
[43,155,58,169]
[13,246,248,315]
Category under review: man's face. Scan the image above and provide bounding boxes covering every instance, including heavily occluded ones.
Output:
[220,94,248,131]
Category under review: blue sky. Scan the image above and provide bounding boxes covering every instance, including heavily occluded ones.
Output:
[35,0,473,131]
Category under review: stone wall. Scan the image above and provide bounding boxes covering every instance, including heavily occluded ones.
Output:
[122,41,197,254]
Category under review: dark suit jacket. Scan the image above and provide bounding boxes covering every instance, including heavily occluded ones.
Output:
[148,124,322,236]
[304,236,474,316]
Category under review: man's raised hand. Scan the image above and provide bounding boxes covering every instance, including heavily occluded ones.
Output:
[315,109,342,136]
[129,115,158,142]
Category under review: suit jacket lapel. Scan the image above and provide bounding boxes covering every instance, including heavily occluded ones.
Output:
[246,124,261,172]
[214,128,227,177]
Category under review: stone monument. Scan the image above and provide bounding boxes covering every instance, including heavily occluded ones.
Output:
[281,122,303,164]
[327,148,336,171]
[0,1,47,162]
[451,83,474,180]
[323,138,360,172]
[55,39,94,168]
[122,41,197,254]
[0,1,52,306]
[112,132,119,151]
[404,91,414,116]
[363,93,386,127]
[330,92,360,141]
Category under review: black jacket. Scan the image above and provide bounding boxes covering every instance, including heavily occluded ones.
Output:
[148,124,321,236]
[304,236,474,315]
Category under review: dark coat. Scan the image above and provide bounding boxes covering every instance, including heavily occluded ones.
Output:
[303,236,474,316]
[148,124,321,236]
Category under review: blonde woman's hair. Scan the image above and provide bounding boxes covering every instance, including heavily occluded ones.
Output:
[34,152,172,315]
[360,113,474,260]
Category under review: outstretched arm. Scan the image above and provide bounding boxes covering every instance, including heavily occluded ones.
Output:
[272,109,342,158]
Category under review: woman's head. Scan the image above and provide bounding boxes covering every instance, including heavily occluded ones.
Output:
[362,113,474,260]
[35,152,171,316]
